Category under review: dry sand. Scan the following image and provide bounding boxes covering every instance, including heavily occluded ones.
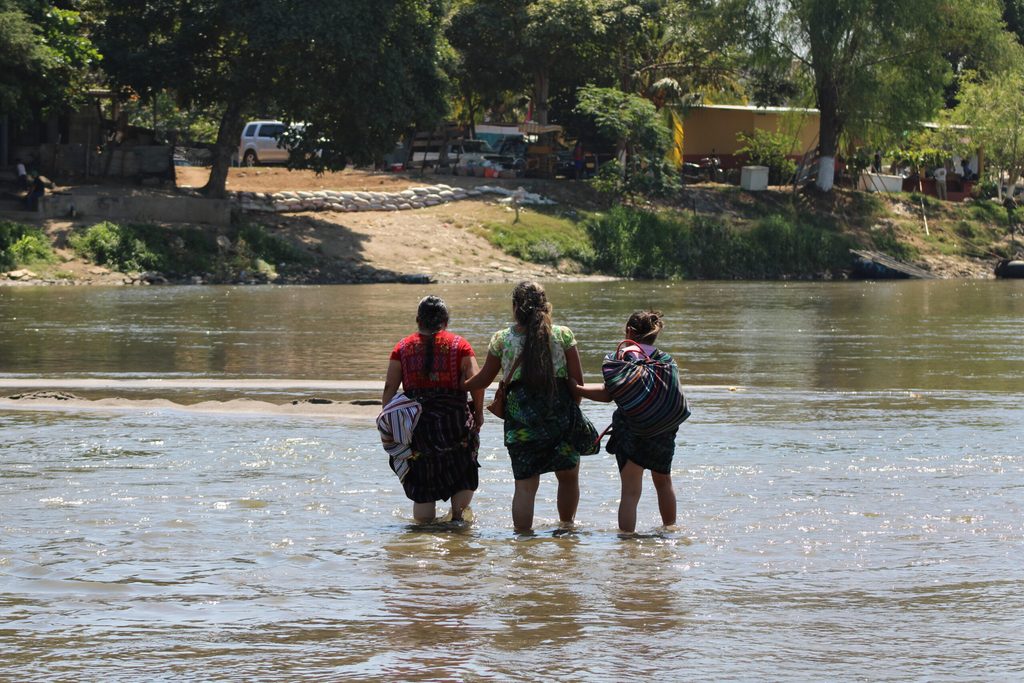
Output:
[1,390,381,421]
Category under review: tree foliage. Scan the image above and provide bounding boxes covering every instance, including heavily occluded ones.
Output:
[447,0,743,133]
[944,70,1024,199]
[576,85,678,198]
[0,0,99,119]
[97,0,450,197]
[745,0,1010,190]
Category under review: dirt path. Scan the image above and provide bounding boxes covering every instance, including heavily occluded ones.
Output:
[257,202,568,284]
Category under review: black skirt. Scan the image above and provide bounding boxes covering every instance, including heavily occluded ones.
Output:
[392,389,479,504]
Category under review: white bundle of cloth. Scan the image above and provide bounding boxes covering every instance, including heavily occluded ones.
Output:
[376,392,422,482]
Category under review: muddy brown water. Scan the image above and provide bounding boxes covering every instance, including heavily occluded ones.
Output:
[1,281,1022,680]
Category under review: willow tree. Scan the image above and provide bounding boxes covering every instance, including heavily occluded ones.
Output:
[947,70,1024,200]
[746,0,1007,191]
[99,0,448,198]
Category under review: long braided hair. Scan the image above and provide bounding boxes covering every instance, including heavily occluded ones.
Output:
[626,310,663,345]
[512,281,556,399]
[416,295,450,377]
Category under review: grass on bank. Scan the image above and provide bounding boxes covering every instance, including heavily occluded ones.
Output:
[68,221,309,281]
[471,206,594,265]
[473,186,1015,278]
[0,221,58,270]
[879,194,1014,260]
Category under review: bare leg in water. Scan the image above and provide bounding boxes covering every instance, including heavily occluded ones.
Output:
[512,475,540,531]
[412,501,436,524]
[618,460,645,532]
[555,464,580,525]
[651,470,677,528]
[450,489,474,521]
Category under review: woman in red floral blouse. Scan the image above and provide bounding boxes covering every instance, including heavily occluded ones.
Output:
[382,296,484,523]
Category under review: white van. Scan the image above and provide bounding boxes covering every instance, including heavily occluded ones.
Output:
[238,120,291,166]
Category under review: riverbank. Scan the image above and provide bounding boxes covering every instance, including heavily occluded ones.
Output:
[2,167,1011,284]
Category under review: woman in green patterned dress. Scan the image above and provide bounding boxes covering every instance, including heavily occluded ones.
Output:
[464,281,590,532]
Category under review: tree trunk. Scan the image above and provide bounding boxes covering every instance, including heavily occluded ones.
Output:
[815,78,841,192]
[202,102,244,199]
[533,70,549,125]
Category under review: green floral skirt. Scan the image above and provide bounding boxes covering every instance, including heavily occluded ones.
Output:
[503,380,598,480]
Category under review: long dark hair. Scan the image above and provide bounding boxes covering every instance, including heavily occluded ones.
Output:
[416,295,449,377]
[512,281,556,398]
[626,310,663,345]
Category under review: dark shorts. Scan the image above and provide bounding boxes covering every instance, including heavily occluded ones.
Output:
[605,409,677,475]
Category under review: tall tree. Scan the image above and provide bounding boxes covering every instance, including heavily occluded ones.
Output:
[746,0,1008,191]
[98,0,449,198]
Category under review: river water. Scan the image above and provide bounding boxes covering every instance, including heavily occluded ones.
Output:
[1,281,1022,681]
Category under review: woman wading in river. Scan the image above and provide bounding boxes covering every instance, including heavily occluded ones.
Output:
[464,281,596,532]
[381,296,484,523]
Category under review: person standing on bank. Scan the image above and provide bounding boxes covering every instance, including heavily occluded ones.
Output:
[15,158,29,190]
[934,163,948,201]
[463,281,594,532]
[382,296,484,523]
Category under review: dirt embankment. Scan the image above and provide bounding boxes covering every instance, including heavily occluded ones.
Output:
[3,166,597,285]
[185,167,596,284]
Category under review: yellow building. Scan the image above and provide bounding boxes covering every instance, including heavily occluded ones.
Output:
[680,104,820,168]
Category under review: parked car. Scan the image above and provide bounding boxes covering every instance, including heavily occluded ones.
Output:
[238,120,299,166]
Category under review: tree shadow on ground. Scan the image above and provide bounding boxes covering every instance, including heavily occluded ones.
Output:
[252,210,430,284]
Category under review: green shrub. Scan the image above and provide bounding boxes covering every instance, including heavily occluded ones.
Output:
[584,207,851,279]
[69,221,171,273]
[237,223,308,266]
[736,129,799,185]
[681,216,745,278]
[588,160,625,202]
[0,221,56,268]
[9,234,56,265]
[751,216,850,277]
[69,221,305,280]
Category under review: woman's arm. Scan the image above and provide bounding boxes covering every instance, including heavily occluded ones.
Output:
[381,359,403,405]
[463,352,501,391]
[565,345,584,405]
[571,382,612,402]
[461,354,485,431]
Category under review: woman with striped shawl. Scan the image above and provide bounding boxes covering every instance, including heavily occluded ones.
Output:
[382,296,484,523]
[571,311,681,533]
